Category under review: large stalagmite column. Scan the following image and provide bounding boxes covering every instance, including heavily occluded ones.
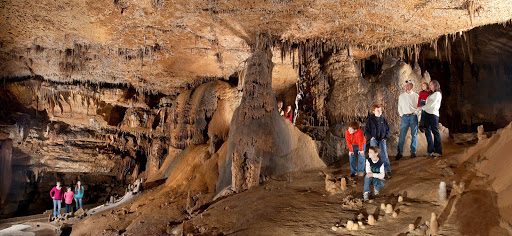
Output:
[217,42,325,193]
[227,45,278,192]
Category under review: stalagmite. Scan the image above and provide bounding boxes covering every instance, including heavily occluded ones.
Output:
[381,203,386,210]
[392,211,398,218]
[398,195,404,202]
[385,204,393,214]
[477,125,486,141]
[368,215,376,225]
[409,224,415,232]
[340,178,347,191]
[346,220,354,230]
[358,221,364,229]
[439,182,447,203]
[430,212,439,235]
[352,223,359,231]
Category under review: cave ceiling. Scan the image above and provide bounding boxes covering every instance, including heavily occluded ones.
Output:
[1,0,511,93]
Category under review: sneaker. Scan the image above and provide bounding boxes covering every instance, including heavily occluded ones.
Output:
[423,153,431,157]
[357,172,364,177]
[411,153,416,158]
[386,172,392,179]
[363,192,369,202]
[395,153,403,160]
[431,153,442,157]
[374,190,380,196]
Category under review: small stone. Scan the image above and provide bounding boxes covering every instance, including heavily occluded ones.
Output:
[325,173,334,179]
[325,178,338,195]
[459,182,465,192]
[331,226,338,231]
[409,224,415,232]
[368,199,374,203]
[346,220,354,230]
[385,204,393,214]
[352,223,359,231]
[368,215,376,225]
[441,167,455,177]
[380,203,386,210]
[392,211,398,218]
[398,195,404,202]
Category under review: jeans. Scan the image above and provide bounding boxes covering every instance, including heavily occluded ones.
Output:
[65,204,72,213]
[370,139,390,173]
[75,198,83,210]
[349,144,366,174]
[397,114,418,154]
[364,176,386,193]
[424,112,442,154]
[419,100,426,125]
[53,199,61,217]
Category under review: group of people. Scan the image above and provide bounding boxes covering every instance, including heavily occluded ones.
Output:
[49,181,85,218]
[277,101,294,122]
[345,80,443,201]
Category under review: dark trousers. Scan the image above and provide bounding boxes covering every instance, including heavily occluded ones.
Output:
[419,100,426,125]
[65,204,72,213]
[424,112,442,154]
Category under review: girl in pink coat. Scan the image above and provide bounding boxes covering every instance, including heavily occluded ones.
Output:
[63,187,75,213]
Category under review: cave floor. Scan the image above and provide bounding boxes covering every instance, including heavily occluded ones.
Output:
[1,142,510,236]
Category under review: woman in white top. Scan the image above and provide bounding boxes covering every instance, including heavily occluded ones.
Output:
[420,80,442,157]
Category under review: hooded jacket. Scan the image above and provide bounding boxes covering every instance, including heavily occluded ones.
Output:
[364,115,390,141]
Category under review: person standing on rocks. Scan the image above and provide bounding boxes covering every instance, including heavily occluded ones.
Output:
[396,80,420,160]
[345,121,366,177]
[364,104,391,178]
[419,80,443,157]
[63,187,74,213]
[74,181,84,210]
[50,182,64,218]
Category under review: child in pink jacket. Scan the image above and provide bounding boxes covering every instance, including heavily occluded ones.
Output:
[63,187,75,213]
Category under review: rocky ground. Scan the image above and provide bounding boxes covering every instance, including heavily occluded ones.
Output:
[2,128,511,236]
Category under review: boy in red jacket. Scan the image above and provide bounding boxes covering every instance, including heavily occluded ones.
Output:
[345,121,366,177]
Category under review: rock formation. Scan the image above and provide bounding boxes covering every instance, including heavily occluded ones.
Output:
[439,182,447,203]
[217,44,325,193]
[429,212,439,235]
[368,215,376,225]
[0,140,13,206]
[0,0,511,232]
[386,204,394,214]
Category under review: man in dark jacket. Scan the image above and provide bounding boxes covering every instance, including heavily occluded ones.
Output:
[364,104,392,178]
